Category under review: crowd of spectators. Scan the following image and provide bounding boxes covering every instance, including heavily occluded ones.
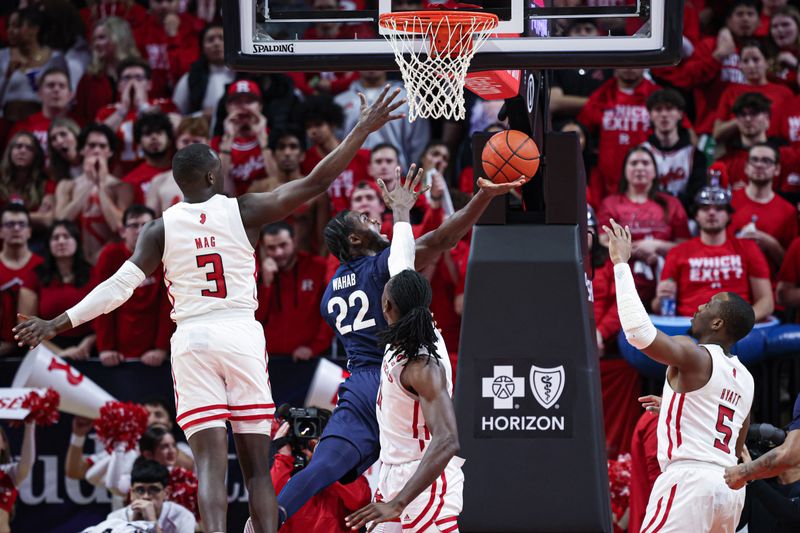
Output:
[1,0,800,531]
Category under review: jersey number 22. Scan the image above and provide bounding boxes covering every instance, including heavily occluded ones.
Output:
[327,290,375,334]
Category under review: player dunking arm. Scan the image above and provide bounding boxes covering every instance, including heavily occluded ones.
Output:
[346,269,462,532]
[604,218,756,533]
[12,85,407,533]
[274,163,525,527]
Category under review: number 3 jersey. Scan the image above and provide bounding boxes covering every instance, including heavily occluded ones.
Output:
[656,343,754,471]
[161,194,258,323]
[322,247,392,369]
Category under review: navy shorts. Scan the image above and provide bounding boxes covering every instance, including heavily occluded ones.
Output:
[320,366,381,481]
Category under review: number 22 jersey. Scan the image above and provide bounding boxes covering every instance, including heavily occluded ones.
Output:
[656,343,754,470]
[161,194,258,323]
[321,247,392,369]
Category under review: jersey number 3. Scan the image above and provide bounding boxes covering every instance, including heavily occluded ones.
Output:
[196,253,228,298]
[327,290,375,334]
[713,405,735,454]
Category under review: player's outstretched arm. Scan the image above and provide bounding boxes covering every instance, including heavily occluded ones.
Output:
[380,165,428,275]
[725,428,800,489]
[414,176,527,270]
[345,359,459,531]
[13,220,165,348]
[238,85,406,229]
[603,218,709,371]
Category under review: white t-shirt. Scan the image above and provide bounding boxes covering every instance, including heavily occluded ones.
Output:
[102,501,196,533]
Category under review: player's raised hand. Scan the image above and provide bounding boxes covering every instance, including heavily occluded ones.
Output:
[476,176,528,197]
[345,500,403,531]
[356,84,406,133]
[378,164,428,212]
[13,314,58,348]
[601,218,632,265]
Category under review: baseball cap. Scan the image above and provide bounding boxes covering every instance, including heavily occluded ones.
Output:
[227,80,262,99]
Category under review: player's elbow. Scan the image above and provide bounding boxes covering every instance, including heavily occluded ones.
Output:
[440,433,460,458]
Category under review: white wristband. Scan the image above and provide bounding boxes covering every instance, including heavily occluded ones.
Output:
[70,434,86,448]
[614,263,658,349]
[388,221,415,276]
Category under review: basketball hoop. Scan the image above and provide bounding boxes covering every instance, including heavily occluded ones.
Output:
[379,10,499,122]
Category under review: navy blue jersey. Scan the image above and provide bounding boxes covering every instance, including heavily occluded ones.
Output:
[321,248,391,369]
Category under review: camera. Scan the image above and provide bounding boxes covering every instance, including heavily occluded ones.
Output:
[275,404,332,472]
[746,423,786,460]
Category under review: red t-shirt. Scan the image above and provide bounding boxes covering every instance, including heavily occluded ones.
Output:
[210,135,267,196]
[22,272,95,339]
[0,179,57,212]
[779,237,800,285]
[597,193,691,242]
[716,145,800,192]
[92,242,173,358]
[716,82,794,138]
[74,73,116,127]
[301,146,372,215]
[661,237,771,317]
[0,254,42,343]
[95,99,178,175]
[123,160,171,205]
[133,12,202,97]
[729,189,798,251]
[578,78,661,201]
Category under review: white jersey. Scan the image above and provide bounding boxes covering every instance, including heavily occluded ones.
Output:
[377,329,453,465]
[161,195,257,324]
[657,344,754,470]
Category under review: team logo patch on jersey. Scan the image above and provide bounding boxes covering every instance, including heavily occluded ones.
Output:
[530,365,565,409]
[200,213,206,224]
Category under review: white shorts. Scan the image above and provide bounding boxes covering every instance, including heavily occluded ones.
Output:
[170,318,274,439]
[640,462,745,533]
[373,456,465,533]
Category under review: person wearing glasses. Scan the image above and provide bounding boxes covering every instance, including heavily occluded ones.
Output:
[84,458,195,533]
[653,186,774,321]
[729,144,797,276]
[93,205,173,367]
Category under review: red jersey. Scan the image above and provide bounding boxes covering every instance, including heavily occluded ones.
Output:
[578,78,661,201]
[95,99,178,175]
[271,454,371,533]
[22,272,96,340]
[123,160,171,205]
[133,13,202,97]
[301,146,372,215]
[729,188,798,250]
[254,252,333,356]
[210,135,267,196]
[780,94,800,150]
[716,82,793,138]
[0,254,42,343]
[661,237,771,317]
[92,241,173,358]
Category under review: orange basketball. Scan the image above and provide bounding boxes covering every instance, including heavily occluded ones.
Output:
[481,130,540,184]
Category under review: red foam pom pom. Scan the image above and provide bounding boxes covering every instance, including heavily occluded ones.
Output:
[93,401,149,453]
[169,466,199,520]
[608,453,632,531]
[11,388,60,427]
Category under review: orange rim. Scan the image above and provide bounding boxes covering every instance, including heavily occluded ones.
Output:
[379,10,499,35]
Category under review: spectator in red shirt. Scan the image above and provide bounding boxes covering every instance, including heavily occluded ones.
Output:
[47,118,83,182]
[0,131,55,229]
[628,410,660,533]
[123,112,174,204]
[147,116,209,216]
[729,143,798,275]
[578,68,660,202]
[0,205,42,357]
[768,6,800,87]
[93,204,173,367]
[96,57,178,176]
[598,146,691,309]
[134,0,202,98]
[73,16,142,127]
[10,67,77,153]
[654,186,774,320]
[54,123,134,264]
[714,40,793,143]
[301,95,371,216]
[18,220,96,358]
[267,420,371,533]
[213,80,273,196]
[80,0,148,39]
[255,222,333,360]
[641,89,706,211]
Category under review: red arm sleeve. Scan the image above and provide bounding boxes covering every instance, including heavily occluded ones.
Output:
[328,476,372,512]
[91,252,117,352]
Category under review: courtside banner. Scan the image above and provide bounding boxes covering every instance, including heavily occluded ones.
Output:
[475,358,574,438]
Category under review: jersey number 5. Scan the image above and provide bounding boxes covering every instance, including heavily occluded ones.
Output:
[327,290,375,334]
[713,404,735,454]
[196,253,228,298]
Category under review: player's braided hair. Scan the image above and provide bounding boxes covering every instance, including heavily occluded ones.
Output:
[324,210,358,263]
[378,270,440,365]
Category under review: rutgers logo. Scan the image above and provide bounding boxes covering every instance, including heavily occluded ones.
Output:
[200,213,206,224]
[235,81,251,93]
[47,357,84,386]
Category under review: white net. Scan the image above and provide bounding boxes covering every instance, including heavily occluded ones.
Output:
[380,12,497,122]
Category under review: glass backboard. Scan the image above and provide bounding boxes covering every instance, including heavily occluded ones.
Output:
[224,0,682,72]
